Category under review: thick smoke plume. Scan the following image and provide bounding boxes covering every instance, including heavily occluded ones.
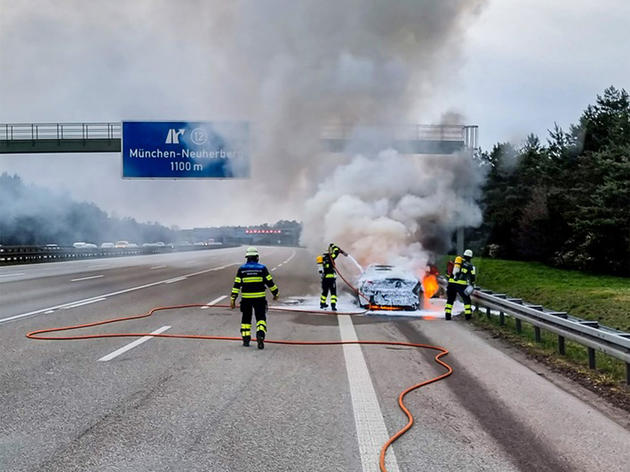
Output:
[0,0,487,264]
[301,150,484,271]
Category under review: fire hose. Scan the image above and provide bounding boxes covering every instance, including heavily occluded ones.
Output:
[26,261,452,472]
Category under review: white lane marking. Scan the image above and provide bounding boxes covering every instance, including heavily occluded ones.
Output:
[0,272,25,277]
[270,250,296,272]
[201,295,228,309]
[64,298,107,310]
[163,276,187,284]
[71,275,104,282]
[0,263,239,325]
[98,325,171,362]
[45,310,54,314]
[150,265,167,270]
[338,315,400,472]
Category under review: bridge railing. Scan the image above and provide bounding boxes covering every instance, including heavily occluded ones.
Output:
[1,122,121,141]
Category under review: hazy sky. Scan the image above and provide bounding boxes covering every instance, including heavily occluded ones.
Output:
[1,0,628,228]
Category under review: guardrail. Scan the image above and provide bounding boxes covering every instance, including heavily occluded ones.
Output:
[438,278,630,385]
[0,244,236,265]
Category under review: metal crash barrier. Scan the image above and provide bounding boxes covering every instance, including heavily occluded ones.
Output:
[0,244,236,265]
[438,278,630,385]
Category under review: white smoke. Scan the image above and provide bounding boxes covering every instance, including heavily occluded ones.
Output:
[301,149,484,271]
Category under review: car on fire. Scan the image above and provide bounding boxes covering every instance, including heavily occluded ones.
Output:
[357,264,423,310]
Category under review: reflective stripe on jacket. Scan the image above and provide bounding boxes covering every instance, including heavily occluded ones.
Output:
[448,259,476,285]
[231,262,278,299]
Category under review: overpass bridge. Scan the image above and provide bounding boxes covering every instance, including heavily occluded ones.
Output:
[0,122,478,154]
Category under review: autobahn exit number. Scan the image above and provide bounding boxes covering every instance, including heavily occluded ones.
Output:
[122,121,249,178]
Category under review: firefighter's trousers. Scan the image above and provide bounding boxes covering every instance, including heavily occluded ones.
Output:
[320,277,337,307]
[240,298,268,341]
[445,283,472,320]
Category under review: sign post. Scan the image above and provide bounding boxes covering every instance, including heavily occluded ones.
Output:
[122,121,249,178]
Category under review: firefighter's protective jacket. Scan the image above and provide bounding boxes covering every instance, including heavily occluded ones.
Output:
[317,253,337,279]
[448,257,476,286]
[231,262,278,300]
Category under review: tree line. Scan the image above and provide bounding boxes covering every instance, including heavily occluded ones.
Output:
[0,173,176,246]
[471,86,630,276]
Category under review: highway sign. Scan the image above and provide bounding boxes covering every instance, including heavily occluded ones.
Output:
[122,121,249,178]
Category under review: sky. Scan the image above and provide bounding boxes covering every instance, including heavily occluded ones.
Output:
[0,0,628,229]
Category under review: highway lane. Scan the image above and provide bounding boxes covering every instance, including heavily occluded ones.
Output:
[1,246,629,471]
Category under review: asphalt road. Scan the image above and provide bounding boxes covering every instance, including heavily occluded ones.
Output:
[1,246,629,471]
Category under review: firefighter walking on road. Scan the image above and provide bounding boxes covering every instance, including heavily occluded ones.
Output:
[317,243,347,311]
[445,249,476,320]
[230,247,279,349]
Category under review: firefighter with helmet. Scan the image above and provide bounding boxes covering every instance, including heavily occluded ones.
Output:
[445,249,476,320]
[230,247,279,349]
[317,243,347,311]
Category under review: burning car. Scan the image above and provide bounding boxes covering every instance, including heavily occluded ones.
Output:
[357,264,423,310]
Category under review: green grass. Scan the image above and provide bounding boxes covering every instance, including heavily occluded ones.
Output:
[439,257,630,385]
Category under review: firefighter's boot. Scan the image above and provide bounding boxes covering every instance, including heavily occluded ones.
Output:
[256,320,266,350]
[241,323,251,346]
[331,303,337,312]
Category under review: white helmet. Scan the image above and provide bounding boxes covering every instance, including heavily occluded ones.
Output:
[245,246,259,257]
[463,249,473,258]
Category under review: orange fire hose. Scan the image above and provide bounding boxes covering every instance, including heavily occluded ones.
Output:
[26,263,452,472]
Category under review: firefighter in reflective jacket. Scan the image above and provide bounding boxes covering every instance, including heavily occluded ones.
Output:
[230,247,279,349]
[317,243,347,311]
[445,249,476,320]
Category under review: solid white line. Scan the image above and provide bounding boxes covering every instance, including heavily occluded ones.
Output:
[150,265,167,270]
[201,294,227,309]
[64,298,107,310]
[0,272,25,277]
[0,263,239,325]
[338,315,400,472]
[71,275,104,282]
[98,325,171,362]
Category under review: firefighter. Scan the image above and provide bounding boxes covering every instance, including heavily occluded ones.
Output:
[445,249,476,320]
[317,243,347,311]
[230,247,279,349]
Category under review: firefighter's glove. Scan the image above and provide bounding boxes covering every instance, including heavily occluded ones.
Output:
[273,293,279,301]
[230,297,236,309]
[341,250,348,256]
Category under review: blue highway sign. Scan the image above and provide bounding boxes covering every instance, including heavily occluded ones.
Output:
[122,121,249,178]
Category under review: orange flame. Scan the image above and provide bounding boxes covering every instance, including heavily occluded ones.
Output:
[422,274,439,300]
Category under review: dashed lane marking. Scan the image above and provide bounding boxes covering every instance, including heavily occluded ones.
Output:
[163,276,187,284]
[64,298,107,310]
[98,325,171,362]
[201,295,227,309]
[71,275,104,282]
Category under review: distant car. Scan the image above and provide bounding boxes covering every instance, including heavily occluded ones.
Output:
[127,243,138,248]
[73,242,96,249]
[115,241,129,248]
[100,242,115,248]
[44,243,59,248]
[357,264,423,310]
